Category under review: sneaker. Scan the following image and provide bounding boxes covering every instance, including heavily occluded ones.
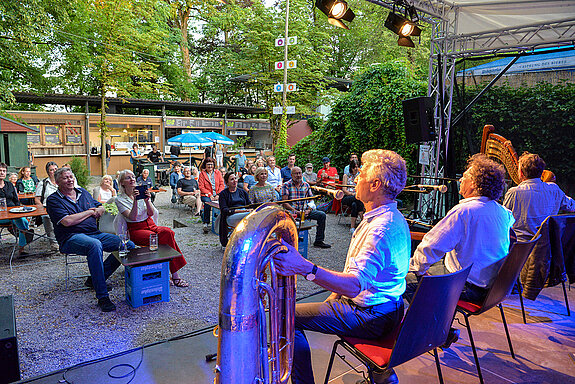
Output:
[203,224,210,234]
[97,297,116,312]
[85,277,112,292]
[440,327,460,349]
[356,369,398,384]
[171,195,178,204]
[313,241,332,249]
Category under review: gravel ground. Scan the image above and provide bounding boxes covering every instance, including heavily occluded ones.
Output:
[0,180,353,380]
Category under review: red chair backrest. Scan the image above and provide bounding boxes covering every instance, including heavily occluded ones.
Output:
[387,265,472,369]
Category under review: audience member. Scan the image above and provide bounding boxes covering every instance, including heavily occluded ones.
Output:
[105,139,112,169]
[218,172,251,246]
[343,153,359,177]
[406,154,515,348]
[302,163,317,186]
[255,158,265,169]
[243,164,257,191]
[215,144,224,168]
[8,173,18,187]
[129,143,143,174]
[146,144,164,164]
[92,175,117,204]
[177,167,202,215]
[170,162,184,203]
[169,144,181,158]
[317,157,338,185]
[16,166,39,205]
[116,170,188,288]
[0,163,32,255]
[341,160,365,234]
[199,157,225,233]
[282,167,330,249]
[249,167,277,204]
[281,153,297,183]
[272,149,410,384]
[503,152,575,241]
[234,149,247,172]
[35,162,59,250]
[265,156,282,196]
[191,166,199,182]
[46,167,135,312]
[136,168,155,203]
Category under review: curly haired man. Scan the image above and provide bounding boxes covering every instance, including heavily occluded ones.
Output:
[405,154,515,348]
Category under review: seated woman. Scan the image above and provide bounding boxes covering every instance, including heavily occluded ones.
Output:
[249,167,277,204]
[8,173,18,188]
[0,163,31,255]
[115,170,189,287]
[341,160,365,234]
[218,172,251,247]
[92,175,117,203]
[16,166,39,204]
[136,168,155,203]
[243,164,257,191]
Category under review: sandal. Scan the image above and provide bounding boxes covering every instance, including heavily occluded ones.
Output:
[170,278,189,288]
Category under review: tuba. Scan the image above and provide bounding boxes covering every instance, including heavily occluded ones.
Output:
[216,204,297,384]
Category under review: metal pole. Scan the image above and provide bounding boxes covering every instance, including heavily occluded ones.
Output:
[85,101,91,174]
[281,0,290,128]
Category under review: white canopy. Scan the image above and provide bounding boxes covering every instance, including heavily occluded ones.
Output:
[373,0,575,57]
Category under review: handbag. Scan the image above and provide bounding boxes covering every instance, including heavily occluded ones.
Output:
[98,211,117,234]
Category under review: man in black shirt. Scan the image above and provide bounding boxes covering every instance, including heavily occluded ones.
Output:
[147,144,164,163]
[177,167,201,215]
[170,145,181,158]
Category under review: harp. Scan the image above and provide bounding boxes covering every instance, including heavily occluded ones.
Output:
[480,125,520,185]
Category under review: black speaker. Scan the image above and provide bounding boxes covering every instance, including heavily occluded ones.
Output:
[402,96,436,144]
[0,296,20,384]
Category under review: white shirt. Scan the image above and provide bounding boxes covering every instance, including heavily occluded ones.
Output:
[35,178,58,206]
[343,202,410,307]
[115,193,156,223]
[410,196,515,288]
[266,166,282,188]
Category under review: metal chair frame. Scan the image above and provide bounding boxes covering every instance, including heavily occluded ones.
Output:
[64,253,90,291]
[456,237,539,384]
[324,265,473,384]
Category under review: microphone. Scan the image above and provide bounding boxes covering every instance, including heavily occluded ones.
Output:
[416,184,448,193]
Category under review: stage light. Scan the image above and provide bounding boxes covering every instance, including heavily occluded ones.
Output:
[384,8,421,47]
[316,0,355,29]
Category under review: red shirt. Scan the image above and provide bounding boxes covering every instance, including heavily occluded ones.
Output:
[318,166,338,183]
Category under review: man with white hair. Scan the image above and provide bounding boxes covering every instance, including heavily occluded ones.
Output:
[46,167,135,312]
[274,149,410,384]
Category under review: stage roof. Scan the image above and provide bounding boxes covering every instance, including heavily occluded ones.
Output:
[374,0,575,57]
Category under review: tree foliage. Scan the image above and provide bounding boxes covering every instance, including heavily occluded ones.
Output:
[290,61,427,172]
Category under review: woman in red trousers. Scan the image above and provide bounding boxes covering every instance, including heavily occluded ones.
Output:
[115,169,188,287]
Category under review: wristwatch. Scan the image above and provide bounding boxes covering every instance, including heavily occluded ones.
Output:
[305,264,318,281]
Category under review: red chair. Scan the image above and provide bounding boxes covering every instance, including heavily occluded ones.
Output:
[456,236,539,384]
[323,265,472,384]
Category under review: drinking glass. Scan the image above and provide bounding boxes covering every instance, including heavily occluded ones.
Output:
[0,198,6,212]
[118,233,130,257]
[149,233,158,251]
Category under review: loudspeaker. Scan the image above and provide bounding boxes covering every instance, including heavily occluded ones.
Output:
[402,96,436,144]
[0,296,20,384]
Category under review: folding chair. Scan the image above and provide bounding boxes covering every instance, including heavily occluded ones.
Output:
[456,237,539,384]
[63,252,90,291]
[324,265,472,384]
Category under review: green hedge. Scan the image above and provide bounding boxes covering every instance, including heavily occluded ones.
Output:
[452,82,575,194]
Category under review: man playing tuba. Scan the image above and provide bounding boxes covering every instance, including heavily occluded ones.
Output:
[273,149,410,384]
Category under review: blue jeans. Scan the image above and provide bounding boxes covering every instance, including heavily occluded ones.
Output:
[0,218,29,247]
[292,298,404,384]
[201,196,213,224]
[307,210,326,243]
[60,232,135,299]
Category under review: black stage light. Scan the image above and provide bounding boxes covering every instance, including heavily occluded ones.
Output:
[316,0,355,29]
[384,10,421,47]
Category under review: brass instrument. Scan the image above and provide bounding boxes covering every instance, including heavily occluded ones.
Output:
[216,204,297,384]
[311,185,344,200]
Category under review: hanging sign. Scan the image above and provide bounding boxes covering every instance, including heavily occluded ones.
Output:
[275,60,297,70]
[273,83,297,92]
[273,106,296,115]
[275,36,298,46]
[419,144,431,166]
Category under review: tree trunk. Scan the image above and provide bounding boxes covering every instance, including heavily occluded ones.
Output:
[178,8,192,101]
[100,86,107,177]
